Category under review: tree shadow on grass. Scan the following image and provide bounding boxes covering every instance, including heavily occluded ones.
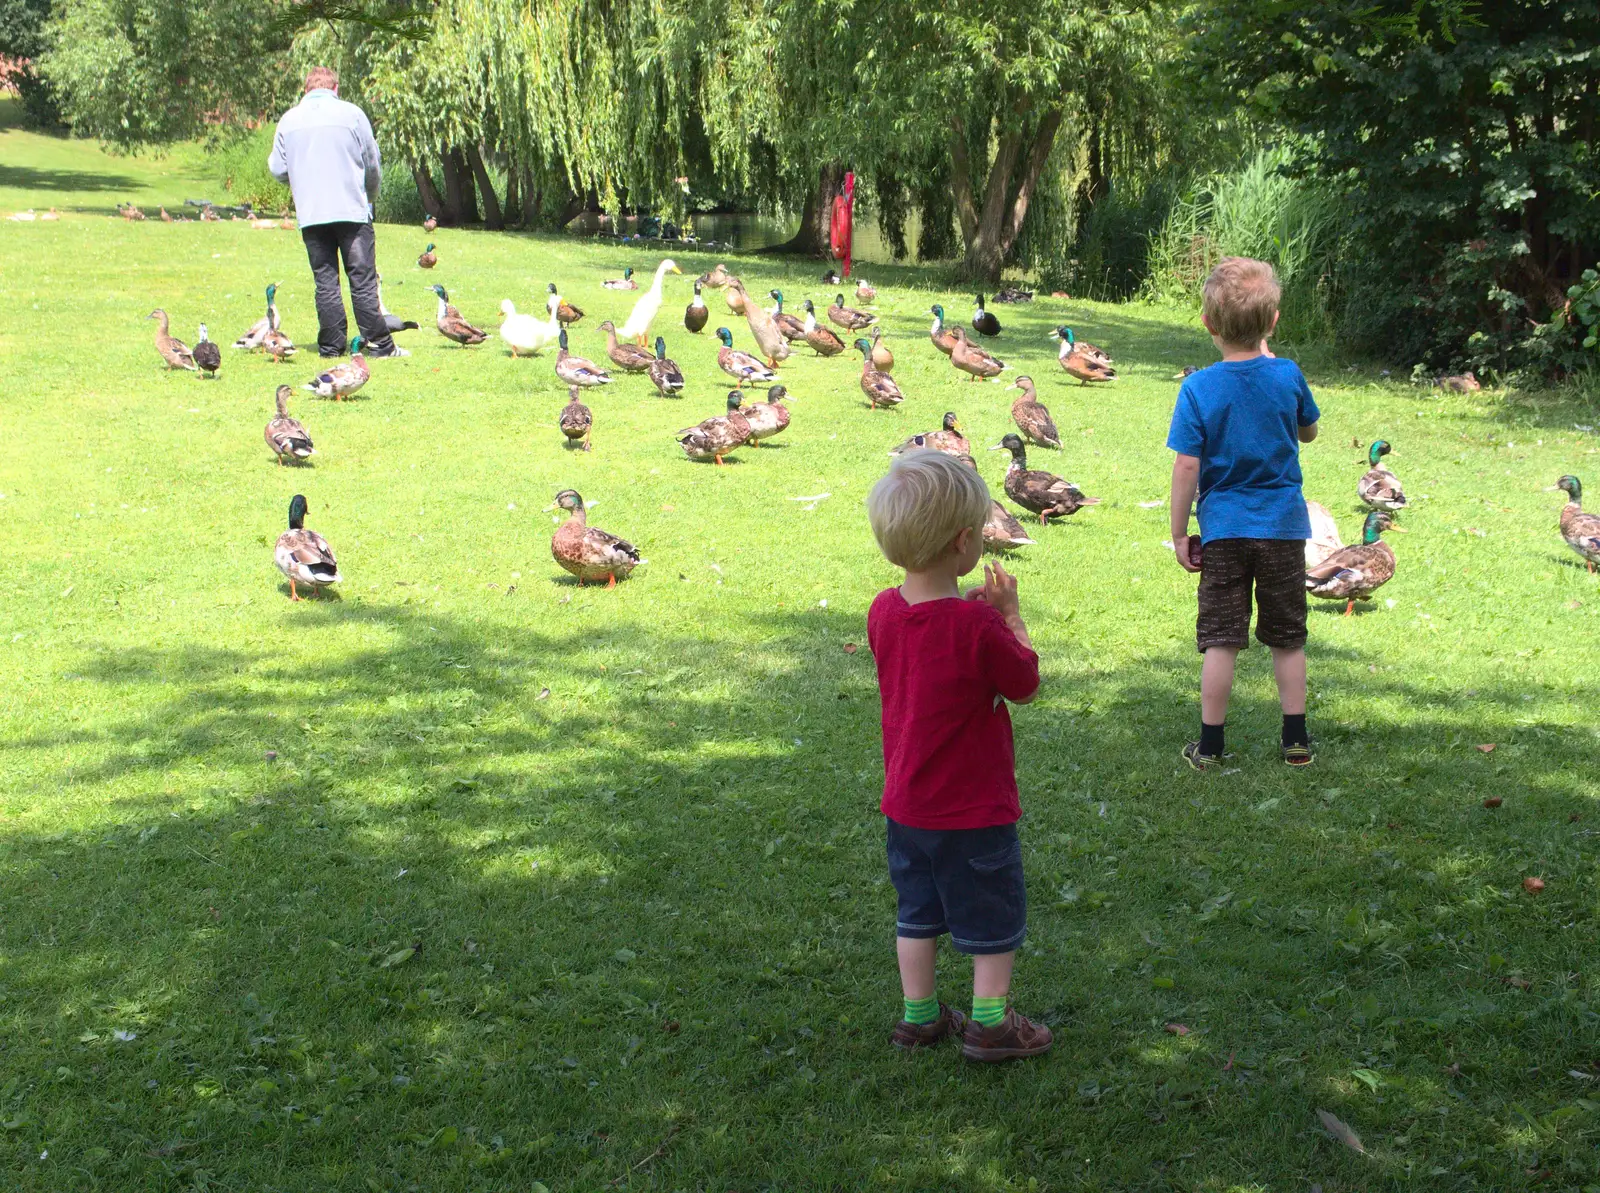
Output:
[0,164,142,194]
[0,603,1595,1190]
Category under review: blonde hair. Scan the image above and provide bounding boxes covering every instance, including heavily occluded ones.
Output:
[1202,257,1280,346]
[867,450,990,570]
[304,66,340,93]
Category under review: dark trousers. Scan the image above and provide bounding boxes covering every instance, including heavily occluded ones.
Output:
[301,221,395,357]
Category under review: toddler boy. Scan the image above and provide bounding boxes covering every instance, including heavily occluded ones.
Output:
[1168,257,1320,768]
[865,451,1052,1062]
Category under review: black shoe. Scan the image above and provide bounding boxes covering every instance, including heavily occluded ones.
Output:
[1282,742,1315,767]
[1182,741,1230,771]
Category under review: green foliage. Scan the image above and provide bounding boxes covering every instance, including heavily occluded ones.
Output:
[0,0,61,125]
[1568,270,1600,353]
[214,127,292,211]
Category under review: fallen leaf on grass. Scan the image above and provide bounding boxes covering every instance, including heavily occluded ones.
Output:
[536,687,550,700]
[1523,876,1545,893]
[1315,1109,1366,1154]
[377,946,417,968]
[842,643,858,654]
[1503,976,1532,990]
[263,750,277,761]
[1443,1062,1462,1077]
[1475,743,1496,753]
[1483,796,1503,808]
[1569,813,1583,823]
[1164,1023,1190,1035]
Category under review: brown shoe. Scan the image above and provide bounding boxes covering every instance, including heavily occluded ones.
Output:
[961,1007,1053,1062]
[890,1003,967,1050]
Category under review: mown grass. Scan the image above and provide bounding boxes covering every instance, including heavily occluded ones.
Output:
[2,104,1600,1191]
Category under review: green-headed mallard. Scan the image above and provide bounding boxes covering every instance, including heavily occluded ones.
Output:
[1053,326,1116,384]
[1058,326,1110,365]
[599,320,657,372]
[303,336,370,400]
[685,280,709,333]
[550,489,640,586]
[603,266,637,291]
[1007,376,1059,448]
[147,309,197,371]
[698,263,733,289]
[716,327,776,387]
[928,304,959,355]
[678,391,755,465]
[423,213,437,232]
[855,337,903,410]
[1358,440,1406,511]
[192,323,221,378]
[971,294,1001,337]
[547,282,584,328]
[430,284,488,346]
[559,386,593,451]
[870,326,894,372]
[889,412,968,458]
[264,384,314,465]
[555,328,612,387]
[233,281,283,349]
[1557,475,1600,571]
[620,259,682,344]
[769,290,806,342]
[993,433,1099,524]
[274,493,341,600]
[950,327,1006,381]
[499,294,561,357]
[856,278,877,304]
[829,293,876,331]
[738,282,791,368]
[801,300,846,356]
[649,336,685,396]
[1306,510,1396,613]
[418,243,437,269]
[742,385,792,444]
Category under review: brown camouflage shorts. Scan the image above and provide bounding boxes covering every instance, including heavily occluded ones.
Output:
[1195,538,1307,653]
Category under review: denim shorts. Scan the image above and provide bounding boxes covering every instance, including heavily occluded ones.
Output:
[886,819,1027,955]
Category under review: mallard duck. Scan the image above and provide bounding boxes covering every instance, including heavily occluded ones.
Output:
[1056,326,1110,366]
[1005,376,1059,448]
[737,282,791,368]
[555,329,613,387]
[430,284,487,346]
[147,309,197,370]
[742,385,792,444]
[202,205,222,222]
[265,384,314,465]
[603,266,638,291]
[1556,475,1600,571]
[121,203,145,221]
[769,291,806,342]
[821,269,842,285]
[550,489,640,586]
[855,338,904,410]
[1305,500,1343,568]
[971,294,1001,337]
[423,213,438,232]
[159,206,173,223]
[801,301,846,356]
[928,304,959,355]
[1358,440,1406,511]
[376,274,419,335]
[1053,326,1117,384]
[870,327,894,372]
[983,497,1037,554]
[597,319,655,371]
[678,391,755,464]
[619,259,681,345]
[856,278,877,303]
[192,323,221,378]
[950,327,1006,381]
[829,293,876,331]
[698,263,733,288]
[889,412,968,458]
[648,336,686,396]
[992,433,1099,524]
[274,494,341,600]
[715,327,776,387]
[303,337,370,400]
[547,282,585,328]
[685,280,709,333]
[559,387,594,451]
[418,243,437,269]
[1306,510,1396,614]
[1438,371,1481,393]
[233,282,284,350]
[500,295,561,357]
[726,281,747,316]
[261,328,297,363]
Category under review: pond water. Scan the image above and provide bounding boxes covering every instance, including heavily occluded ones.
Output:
[565,207,938,265]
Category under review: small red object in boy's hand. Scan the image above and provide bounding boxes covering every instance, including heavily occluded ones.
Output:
[1188,535,1203,568]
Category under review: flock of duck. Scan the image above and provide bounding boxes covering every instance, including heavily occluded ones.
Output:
[141,244,1600,600]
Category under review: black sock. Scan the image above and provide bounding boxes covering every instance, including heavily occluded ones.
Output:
[1199,722,1225,757]
[1282,713,1308,748]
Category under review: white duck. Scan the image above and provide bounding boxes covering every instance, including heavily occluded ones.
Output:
[499,293,561,357]
[619,258,682,345]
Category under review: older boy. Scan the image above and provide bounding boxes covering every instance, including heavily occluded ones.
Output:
[866,451,1053,1062]
[1168,257,1320,769]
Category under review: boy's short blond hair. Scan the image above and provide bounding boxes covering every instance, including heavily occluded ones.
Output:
[1202,257,1280,347]
[867,450,990,570]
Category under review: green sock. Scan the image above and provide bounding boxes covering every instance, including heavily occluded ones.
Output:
[902,995,939,1025]
[972,996,1007,1028]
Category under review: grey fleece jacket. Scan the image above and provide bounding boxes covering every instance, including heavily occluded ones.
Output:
[267,89,381,228]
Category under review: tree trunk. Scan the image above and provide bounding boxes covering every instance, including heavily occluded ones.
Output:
[440,149,467,224]
[412,162,444,224]
[465,143,503,230]
[956,109,1064,284]
[517,165,535,228]
[501,158,521,227]
[1074,116,1106,239]
[762,162,846,256]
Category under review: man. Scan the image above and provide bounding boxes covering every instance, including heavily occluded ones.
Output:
[268,67,404,357]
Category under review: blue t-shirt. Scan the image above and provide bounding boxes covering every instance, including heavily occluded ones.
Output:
[1165,356,1320,544]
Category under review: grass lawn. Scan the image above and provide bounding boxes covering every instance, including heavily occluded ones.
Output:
[2,103,1600,1191]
